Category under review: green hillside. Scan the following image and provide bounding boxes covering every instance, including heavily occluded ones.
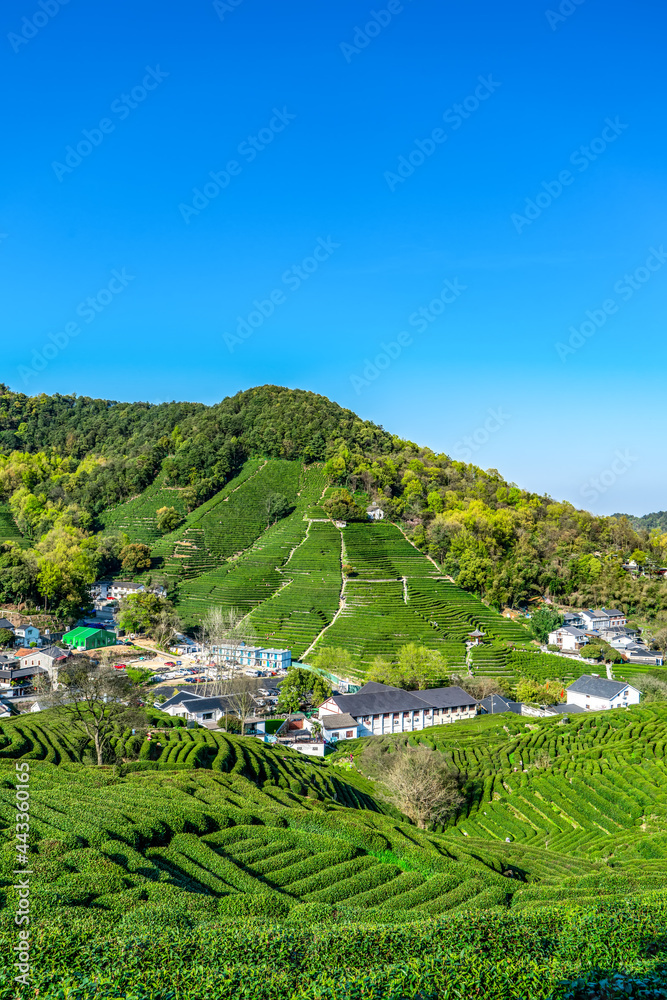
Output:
[1,704,667,998]
[169,484,537,671]
[98,471,192,544]
[151,458,302,583]
[1,385,666,644]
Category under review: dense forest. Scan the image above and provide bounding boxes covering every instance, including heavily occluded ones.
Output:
[0,383,665,623]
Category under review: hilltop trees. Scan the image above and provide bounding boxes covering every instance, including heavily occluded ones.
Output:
[0,383,665,622]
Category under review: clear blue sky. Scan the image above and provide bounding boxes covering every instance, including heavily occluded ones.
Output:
[2,0,665,515]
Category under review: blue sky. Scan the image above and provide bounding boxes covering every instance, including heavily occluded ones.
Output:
[1,0,665,515]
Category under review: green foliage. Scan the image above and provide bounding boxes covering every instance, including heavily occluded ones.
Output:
[276,667,332,712]
[530,606,564,643]
[322,489,367,521]
[120,542,152,574]
[155,505,182,533]
[367,643,448,689]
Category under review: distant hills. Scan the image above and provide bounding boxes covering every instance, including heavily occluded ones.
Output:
[614,511,667,532]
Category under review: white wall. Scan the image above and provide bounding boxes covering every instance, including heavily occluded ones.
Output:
[567,686,640,711]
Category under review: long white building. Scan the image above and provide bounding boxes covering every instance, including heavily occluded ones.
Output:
[318,681,478,736]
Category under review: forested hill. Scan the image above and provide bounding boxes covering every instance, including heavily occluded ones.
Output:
[0,383,666,622]
[615,511,667,532]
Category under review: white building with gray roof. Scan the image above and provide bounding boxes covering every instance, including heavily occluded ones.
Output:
[566,674,641,711]
[318,680,477,736]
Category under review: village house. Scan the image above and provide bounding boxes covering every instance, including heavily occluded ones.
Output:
[17,646,70,688]
[212,642,291,671]
[13,624,40,647]
[566,675,641,712]
[578,608,627,631]
[366,503,384,521]
[159,690,204,717]
[271,714,333,756]
[0,652,45,698]
[90,580,167,601]
[319,713,361,741]
[318,681,478,736]
[479,694,522,715]
[548,625,590,652]
[0,618,15,635]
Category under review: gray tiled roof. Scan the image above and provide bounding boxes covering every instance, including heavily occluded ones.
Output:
[479,694,521,714]
[567,675,629,698]
[330,682,477,717]
[161,689,204,709]
[321,713,359,729]
[35,645,68,660]
[182,696,236,713]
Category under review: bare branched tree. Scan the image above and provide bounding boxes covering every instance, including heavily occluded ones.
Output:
[201,606,258,697]
[50,655,146,765]
[223,676,259,735]
[364,743,464,829]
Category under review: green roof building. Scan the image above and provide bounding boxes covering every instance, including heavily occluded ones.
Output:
[62,627,117,651]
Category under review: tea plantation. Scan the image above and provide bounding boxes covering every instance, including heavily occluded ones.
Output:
[99,472,192,544]
[0,504,27,547]
[1,703,666,998]
[93,457,624,691]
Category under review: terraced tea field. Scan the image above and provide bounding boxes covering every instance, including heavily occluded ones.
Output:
[344,703,667,871]
[0,503,27,546]
[151,459,302,582]
[2,702,667,999]
[99,472,192,544]
[175,465,328,627]
[309,537,532,671]
[246,520,342,656]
